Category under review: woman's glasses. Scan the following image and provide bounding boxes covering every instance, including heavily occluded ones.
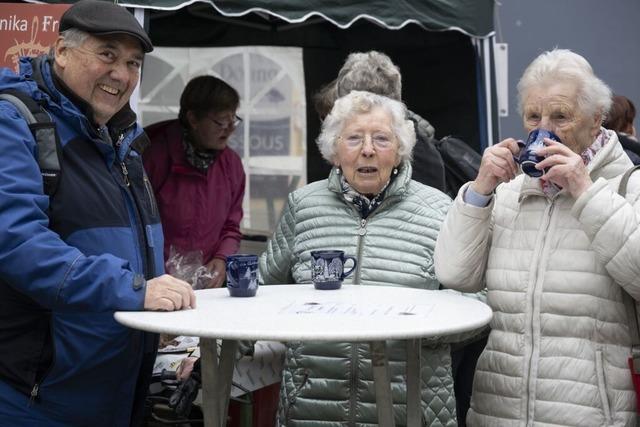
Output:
[207,115,243,129]
[340,133,396,151]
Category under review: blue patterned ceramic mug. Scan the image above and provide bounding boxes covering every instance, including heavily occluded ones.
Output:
[515,129,561,177]
[226,254,259,297]
[310,250,357,290]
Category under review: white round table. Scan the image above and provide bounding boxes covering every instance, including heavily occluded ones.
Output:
[116,284,492,427]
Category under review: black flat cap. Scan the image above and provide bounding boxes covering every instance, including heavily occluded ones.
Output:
[60,0,153,52]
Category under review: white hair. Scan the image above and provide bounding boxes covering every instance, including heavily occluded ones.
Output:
[316,90,415,164]
[517,49,612,119]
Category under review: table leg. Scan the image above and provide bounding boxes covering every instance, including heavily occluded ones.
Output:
[200,338,239,427]
[370,341,396,427]
[406,338,422,427]
[218,340,238,421]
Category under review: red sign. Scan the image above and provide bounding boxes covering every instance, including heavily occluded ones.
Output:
[0,3,70,73]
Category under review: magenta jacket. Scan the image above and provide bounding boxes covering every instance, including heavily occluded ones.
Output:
[143,120,245,264]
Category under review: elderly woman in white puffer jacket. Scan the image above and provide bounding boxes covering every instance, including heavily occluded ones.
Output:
[434,48,640,426]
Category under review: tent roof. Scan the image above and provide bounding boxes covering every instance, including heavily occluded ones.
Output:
[34,0,494,38]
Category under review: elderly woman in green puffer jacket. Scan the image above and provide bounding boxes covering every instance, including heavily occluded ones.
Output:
[259,90,482,426]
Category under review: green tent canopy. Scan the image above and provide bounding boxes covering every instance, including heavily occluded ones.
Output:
[121,0,494,39]
[29,0,494,38]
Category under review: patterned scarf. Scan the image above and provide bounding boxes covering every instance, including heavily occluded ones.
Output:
[540,127,613,196]
[339,174,391,219]
[182,132,219,172]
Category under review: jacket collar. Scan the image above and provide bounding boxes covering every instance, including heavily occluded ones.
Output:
[328,160,412,199]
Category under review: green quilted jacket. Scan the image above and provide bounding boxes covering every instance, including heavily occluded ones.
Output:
[259,161,461,427]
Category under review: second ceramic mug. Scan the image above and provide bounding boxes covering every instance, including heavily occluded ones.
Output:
[310,250,357,290]
[515,128,561,177]
[226,254,259,297]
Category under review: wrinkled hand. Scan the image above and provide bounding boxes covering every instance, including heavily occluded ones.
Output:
[535,138,592,198]
[144,274,196,311]
[175,356,199,381]
[204,258,226,289]
[471,138,521,195]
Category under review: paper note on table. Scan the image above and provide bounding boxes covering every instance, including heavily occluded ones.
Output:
[279,301,435,317]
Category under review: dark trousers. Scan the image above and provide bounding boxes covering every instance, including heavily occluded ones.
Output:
[130,332,159,427]
[451,335,488,427]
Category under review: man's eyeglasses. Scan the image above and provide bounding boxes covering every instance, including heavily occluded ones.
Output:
[207,115,243,129]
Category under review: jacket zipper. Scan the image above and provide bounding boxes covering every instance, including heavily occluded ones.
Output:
[354,218,367,284]
[524,201,555,422]
[29,383,39,405]
[344,194,399,425]
[349,217,367,426]
[29,314,57,405]
[115,132,154,278]
[115,133,131,188]
[348,343,359,427]
[120,162,130,187]
[143,175,157,217]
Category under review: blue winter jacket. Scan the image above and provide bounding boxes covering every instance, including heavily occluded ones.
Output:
[0,56,164,426]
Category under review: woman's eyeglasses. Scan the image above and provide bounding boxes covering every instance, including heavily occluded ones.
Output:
[340,133,396,151]
[207,115,243,129]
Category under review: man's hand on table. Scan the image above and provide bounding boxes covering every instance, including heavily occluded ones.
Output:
[144,274,196,311]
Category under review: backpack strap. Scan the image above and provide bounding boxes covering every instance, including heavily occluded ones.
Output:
[617,166,640,373]
[0,90,61,196]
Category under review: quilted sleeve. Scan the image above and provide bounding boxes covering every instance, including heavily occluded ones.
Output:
[572,175,640,299]
[434,183,494,293]
[259,191,297,285]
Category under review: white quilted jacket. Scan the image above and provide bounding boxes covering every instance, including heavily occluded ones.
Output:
[434,135,640,426]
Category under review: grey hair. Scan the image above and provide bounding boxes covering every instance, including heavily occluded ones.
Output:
[317,91,415,164]
[59,28,90,48]
[335,51,402,100]
[517,49,612,119]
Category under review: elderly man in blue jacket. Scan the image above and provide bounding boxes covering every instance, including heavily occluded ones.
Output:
[0,1,195,426]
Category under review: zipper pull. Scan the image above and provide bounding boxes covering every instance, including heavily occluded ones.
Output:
[115,133,125,149]
[359,218,367,236]
[121,162,130,187]
[29,383,39,405]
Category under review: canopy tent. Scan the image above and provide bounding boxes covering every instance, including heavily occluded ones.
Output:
[119,0,494,38]
[27,0,498,183]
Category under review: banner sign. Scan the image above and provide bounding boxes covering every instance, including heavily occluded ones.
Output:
[0,3,70,72]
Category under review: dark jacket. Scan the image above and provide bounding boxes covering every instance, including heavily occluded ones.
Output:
[618,131,640,165]
[407,110,446,192]
[0,56,163,426]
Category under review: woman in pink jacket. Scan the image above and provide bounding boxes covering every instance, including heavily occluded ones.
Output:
[144,76,245,288]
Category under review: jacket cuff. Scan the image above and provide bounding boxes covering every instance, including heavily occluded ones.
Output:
[454,182,495,219]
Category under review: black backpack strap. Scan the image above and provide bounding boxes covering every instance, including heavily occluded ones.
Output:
[0,90,61,196]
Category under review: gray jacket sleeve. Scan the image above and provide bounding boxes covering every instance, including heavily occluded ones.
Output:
[259,192,296,285]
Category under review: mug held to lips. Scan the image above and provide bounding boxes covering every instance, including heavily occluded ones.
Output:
[515,129,561,177]
[226,254,258,297]
[311,250,357,290]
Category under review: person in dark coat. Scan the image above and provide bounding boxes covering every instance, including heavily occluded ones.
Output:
[604,94,640,165]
